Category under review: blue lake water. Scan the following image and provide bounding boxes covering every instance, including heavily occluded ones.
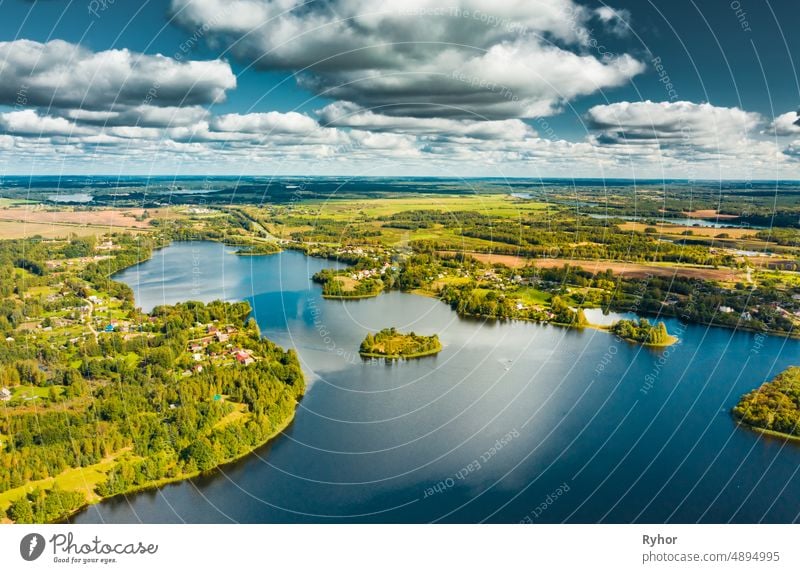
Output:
[71,241,800,523]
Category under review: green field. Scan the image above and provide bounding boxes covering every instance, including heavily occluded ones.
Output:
[515,287,552,305]
[0,452,126,516]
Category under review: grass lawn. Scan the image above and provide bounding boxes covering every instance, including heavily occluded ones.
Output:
[11,385,64,401]
[212,402,250,430]
[25,285,58,297]
[755,269,800,287]
[515,287,552,305]
[333,276,359,290]
[430,276,471,289]
[0,198,35,207]
[0,450,128,513]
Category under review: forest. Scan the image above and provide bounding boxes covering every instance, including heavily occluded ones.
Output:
[609,319,674,346]
[733,367,800,438]
[0,234,304,523]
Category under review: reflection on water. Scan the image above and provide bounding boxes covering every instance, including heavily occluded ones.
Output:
[72,241,800,524]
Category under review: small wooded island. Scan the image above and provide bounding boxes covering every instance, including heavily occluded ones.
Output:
[733,366,800,440]
[609,318,677,347]
[359,328,442,359]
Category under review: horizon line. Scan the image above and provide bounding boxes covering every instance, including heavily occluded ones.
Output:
[1,175,799,183]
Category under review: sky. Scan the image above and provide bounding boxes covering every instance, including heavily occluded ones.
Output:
[0,0,798,178]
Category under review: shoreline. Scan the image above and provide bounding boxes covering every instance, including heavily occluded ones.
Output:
[605,332,680,348]
[1,236,300,524]
[151,239,798,341]
[413,285,794,342]
[322,292,382,300]
[359,346,442,360]
[7,238,782,522]
[56,405,298,524]
[411,287,680,343]
[733,421,800,444]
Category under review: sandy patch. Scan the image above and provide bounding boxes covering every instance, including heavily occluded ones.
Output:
[681,209,740,220]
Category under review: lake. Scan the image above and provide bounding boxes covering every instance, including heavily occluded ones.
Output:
[71,241,800,523]
[49,192,93,203]
[586,213,764,229]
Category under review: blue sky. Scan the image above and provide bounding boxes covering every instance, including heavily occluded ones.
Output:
[0,0,798,178]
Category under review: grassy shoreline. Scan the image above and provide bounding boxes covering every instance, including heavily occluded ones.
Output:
[49,405,298,524]
[734,421,800,444]
[610,333,680,348]
[322,292,382,300]
[3,236,300,524]
[359,345,442,360]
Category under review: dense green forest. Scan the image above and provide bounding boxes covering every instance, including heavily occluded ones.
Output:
[359,328,442,359]
[6,488,86,524]
[733,367,800,438]
[0,234,303,523]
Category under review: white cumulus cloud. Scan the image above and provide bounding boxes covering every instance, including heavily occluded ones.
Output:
[169,0,644,119]
[0,39,236,111]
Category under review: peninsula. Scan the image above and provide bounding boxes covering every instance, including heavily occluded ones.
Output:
[733,366,800,441]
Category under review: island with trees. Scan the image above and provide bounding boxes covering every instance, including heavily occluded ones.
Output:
[1,181,800,522]
[732,366,800,440]
[359,328,442,359]
[609,318,677,347]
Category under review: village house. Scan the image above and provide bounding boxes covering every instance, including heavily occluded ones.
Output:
[96,240,117,251]
[234,350,255,366]
[0,387,11,402]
